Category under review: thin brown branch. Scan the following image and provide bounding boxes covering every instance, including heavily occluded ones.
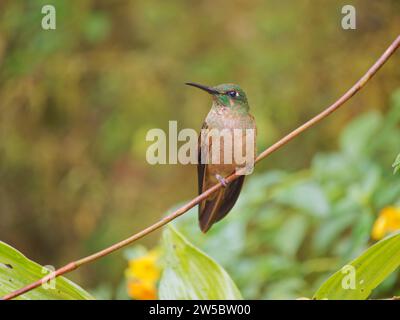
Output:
[2,35,400,300]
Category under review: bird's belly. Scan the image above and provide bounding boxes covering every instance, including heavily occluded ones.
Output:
[201,128,254,168]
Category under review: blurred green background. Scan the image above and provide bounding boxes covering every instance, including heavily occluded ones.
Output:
[0,0,399,299]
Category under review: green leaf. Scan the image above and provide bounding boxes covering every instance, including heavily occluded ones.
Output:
[313,232,400,300]
[158,225,242,300]
[0,241,94,300]
[275,181,330,217]
[393,153,400,174]
[339,111,382,157]
[274,215,308,257]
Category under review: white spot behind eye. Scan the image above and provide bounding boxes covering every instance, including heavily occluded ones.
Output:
[227,90,239,98]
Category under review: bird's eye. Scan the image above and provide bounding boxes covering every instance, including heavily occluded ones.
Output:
[227,90,239,98]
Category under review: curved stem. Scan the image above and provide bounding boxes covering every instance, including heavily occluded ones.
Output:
[2,34,400,300]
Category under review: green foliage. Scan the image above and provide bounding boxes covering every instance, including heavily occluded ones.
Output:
[393,154,400,174]
[174,96,400,299]
[314,232,400,300]
[0,241,93,300]
[159,226,242,300]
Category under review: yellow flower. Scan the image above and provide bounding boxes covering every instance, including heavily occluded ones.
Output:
[127,279,157,300]
[126,250,160,282]
[371,206,400,240]
[125,249,160,300]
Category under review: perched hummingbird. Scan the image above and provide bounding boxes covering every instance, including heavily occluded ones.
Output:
[186,83,257,233]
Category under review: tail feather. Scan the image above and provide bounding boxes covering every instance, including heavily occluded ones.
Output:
[199,176,245,233]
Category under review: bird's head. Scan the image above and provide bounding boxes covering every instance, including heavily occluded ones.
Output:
[185,82,249,112]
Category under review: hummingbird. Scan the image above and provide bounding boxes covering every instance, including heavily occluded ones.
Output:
[186,83,257,233]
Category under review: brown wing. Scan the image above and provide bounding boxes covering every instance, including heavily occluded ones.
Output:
[197,122,245,233]
[197,122,207,198]
[213,176,245,223]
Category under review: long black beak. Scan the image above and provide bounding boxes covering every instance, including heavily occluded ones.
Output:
[185,82,219,94]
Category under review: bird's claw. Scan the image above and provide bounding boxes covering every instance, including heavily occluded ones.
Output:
[216,174,228,188]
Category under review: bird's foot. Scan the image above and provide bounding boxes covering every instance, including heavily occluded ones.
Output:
[216,174,228,188]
